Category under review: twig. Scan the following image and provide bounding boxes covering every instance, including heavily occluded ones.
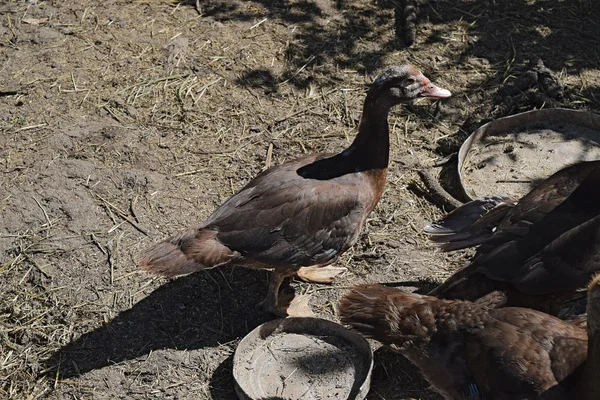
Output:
[216,268,234,291]
[103,105,123,123]
[94,193,150,236]
[17,123,47,132]
[274,106,315,124]
[309,285,357,291]
[106,240,115,285]
[108,220,126,234]
[249,18,267,30]
[204,271,225,331]
[32,197,52,228]
[119,74,190,93]
[264,143,273,170]
[496,179,532,184]
[192,77,223,105]
[173,168,208,177]
[22,252,51,278]
[417,170,463,211]
[90,233,107,255]
[130,195,140,223]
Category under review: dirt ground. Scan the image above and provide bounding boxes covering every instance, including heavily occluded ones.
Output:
[1,0,599,399]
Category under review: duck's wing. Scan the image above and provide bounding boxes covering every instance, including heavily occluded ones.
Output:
[203,159,373,267]
[427,262,508,300]
[473,165,600,289]
[424,161,600,253]
[424,195,516,252]
[429,164,600,301]
[482,215,600,295]
[478,160,600,252]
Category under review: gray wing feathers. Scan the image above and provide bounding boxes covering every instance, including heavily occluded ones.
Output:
[205,175,364,267]
[424,195,516,252]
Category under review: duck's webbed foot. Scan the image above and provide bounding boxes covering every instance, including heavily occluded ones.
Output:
[296,265,347,284]
[258,270,314,317]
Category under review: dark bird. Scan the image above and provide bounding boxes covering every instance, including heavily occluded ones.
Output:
[139,65,451,316]
[339,279,600,399]
[424,160,600,314]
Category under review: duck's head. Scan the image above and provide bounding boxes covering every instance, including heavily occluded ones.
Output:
[367,64,451,111]
[587,274,600,333]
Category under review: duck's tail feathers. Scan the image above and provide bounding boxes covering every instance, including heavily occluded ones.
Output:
[139,227,235,277]
[424,195,517,252]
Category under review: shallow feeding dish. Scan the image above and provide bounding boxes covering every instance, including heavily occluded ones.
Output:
[458,108,600,200]
[233,317,373,400]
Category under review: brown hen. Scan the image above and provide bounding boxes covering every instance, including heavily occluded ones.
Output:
[339,281,600,399]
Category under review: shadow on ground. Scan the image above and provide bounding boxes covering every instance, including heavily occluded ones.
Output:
[368,346,440,399]
[44,267,272,379]
[179,0,600,102]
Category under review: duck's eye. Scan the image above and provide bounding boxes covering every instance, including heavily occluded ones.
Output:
[405,78,416,86]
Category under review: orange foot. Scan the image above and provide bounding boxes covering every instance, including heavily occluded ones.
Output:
[282,293,314,317]
[259,288,314,318]
[296,266,348,284]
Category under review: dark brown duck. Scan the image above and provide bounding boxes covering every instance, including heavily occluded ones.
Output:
[424,160,600,313]
[339,280,600,399]
[140,65,451,316]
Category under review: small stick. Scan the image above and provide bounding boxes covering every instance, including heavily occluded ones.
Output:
[173,168,207,177]
[249,18,267,30]
[33,197,52,228]
[216,268,234,291]
[103,105,123,123]
[17,123,47,132]
[496,179,532,184]
[417,170,463,211]
[264,143,273,170]
[107,220,126,234]
[22,252,51,278]
[90,233,107,255]
[274,107,314,124]
[118,74,190,93]
[106,241,115,285]
[310,285,357,292]
[95,193,150,236]
[130,195,140,223]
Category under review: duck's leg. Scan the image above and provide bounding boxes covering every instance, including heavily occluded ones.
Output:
[259,269,314,317]
[258,270,286,316]
[296,265,348,284]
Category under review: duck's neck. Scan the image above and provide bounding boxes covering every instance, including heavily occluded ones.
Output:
[578,328,600,399]
[341,98,392,171]
[296,94,393,185]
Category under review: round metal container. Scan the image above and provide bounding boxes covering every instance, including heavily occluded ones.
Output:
[458,108,600,200]
[233,317,373,400]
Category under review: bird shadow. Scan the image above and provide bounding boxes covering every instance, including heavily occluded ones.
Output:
[367,346,442,400]
[43,267,274,379]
